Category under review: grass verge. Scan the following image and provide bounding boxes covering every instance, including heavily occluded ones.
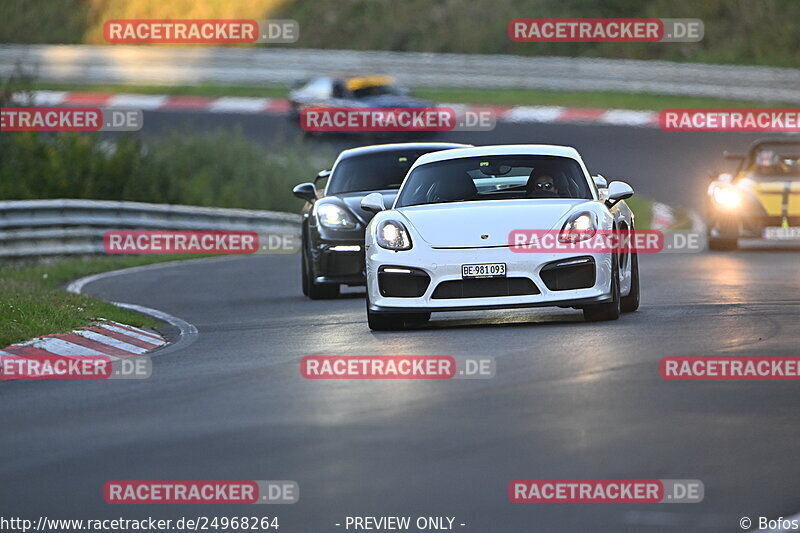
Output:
[24,82,789,111]
[415,87,787,111]
[0,255,201,348]
[626,196,653,229]
[0,129,328,212]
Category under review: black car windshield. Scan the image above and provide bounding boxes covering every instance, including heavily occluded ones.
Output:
[395,155,592,207]
[327,150,431,194]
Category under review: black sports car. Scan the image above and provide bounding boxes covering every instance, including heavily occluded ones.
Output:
[293,142,470,299]
[706,138,800,250]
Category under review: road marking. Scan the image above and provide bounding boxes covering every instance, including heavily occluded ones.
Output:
[29,337,115,358]
[107,93,168,109]
[209,96,271,113]
[73,330,148,354]
[66,258,209,356]
[98,323,166,344]
[101,320,165,342]
[505,105,565,123]
[602,109,658,126]
[56,332,140,357]
[30,90,68,105]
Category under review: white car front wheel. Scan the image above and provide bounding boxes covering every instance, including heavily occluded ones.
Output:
[582,253,621,322]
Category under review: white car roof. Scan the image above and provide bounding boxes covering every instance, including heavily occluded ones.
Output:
[409,144,583,170]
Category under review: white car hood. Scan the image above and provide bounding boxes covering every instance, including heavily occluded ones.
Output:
[398,199,588,247]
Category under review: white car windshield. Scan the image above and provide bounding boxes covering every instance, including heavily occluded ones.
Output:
[395,155,593,207]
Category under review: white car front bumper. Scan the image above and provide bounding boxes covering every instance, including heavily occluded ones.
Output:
[366,242,618,313]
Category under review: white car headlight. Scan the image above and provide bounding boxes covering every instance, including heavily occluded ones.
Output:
[317,203,357,230]
[377,220,413,250]
[712,186,742,209]
[559,212,597,243]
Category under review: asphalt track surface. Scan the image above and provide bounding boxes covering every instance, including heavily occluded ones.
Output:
[2,111,800,532]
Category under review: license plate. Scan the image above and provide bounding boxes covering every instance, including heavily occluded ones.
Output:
[763,227,800,240]
[462,263,506,278]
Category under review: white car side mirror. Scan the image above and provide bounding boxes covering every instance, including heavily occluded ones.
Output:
[606,181,634,205]
[361,192,386,213]
[593,174,608,189]
[593,175,609,201]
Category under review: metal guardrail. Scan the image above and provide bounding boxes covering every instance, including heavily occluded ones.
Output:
[0,199,300,258]
[1,44,800,103]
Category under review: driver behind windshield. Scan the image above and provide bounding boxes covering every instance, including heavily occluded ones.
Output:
[395,155,592,207]
[526,168,562,198]
[528,173,559,197]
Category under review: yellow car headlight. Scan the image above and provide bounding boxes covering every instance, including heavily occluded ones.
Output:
[712,186,742,209]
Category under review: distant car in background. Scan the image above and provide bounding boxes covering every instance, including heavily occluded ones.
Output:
[706,138,800,250]
[292,142,471,299]
[288,75,433,135]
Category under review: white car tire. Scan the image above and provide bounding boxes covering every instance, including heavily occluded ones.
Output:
[620,252,640,313]
[583,253,622,322]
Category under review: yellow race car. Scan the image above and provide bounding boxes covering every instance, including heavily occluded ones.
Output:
[706,139,800,250]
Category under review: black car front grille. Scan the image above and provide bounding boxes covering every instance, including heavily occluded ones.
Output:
[323,252,364,276]
[431,277,539,299]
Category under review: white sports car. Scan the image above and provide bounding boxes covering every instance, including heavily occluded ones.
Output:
[360,145,640,330]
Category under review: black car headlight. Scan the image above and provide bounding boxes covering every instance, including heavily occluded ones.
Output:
[376,220,413,250]
[317,204,358,230]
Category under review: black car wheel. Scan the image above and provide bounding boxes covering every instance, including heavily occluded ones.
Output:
[301,244,309,297]
[303,238,339,300]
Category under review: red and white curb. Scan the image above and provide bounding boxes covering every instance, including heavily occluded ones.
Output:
[1,259,205,381]
[28,90,291,114]
[64,260,201,357]
[24,90,660,128]
[0,319,166,363]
